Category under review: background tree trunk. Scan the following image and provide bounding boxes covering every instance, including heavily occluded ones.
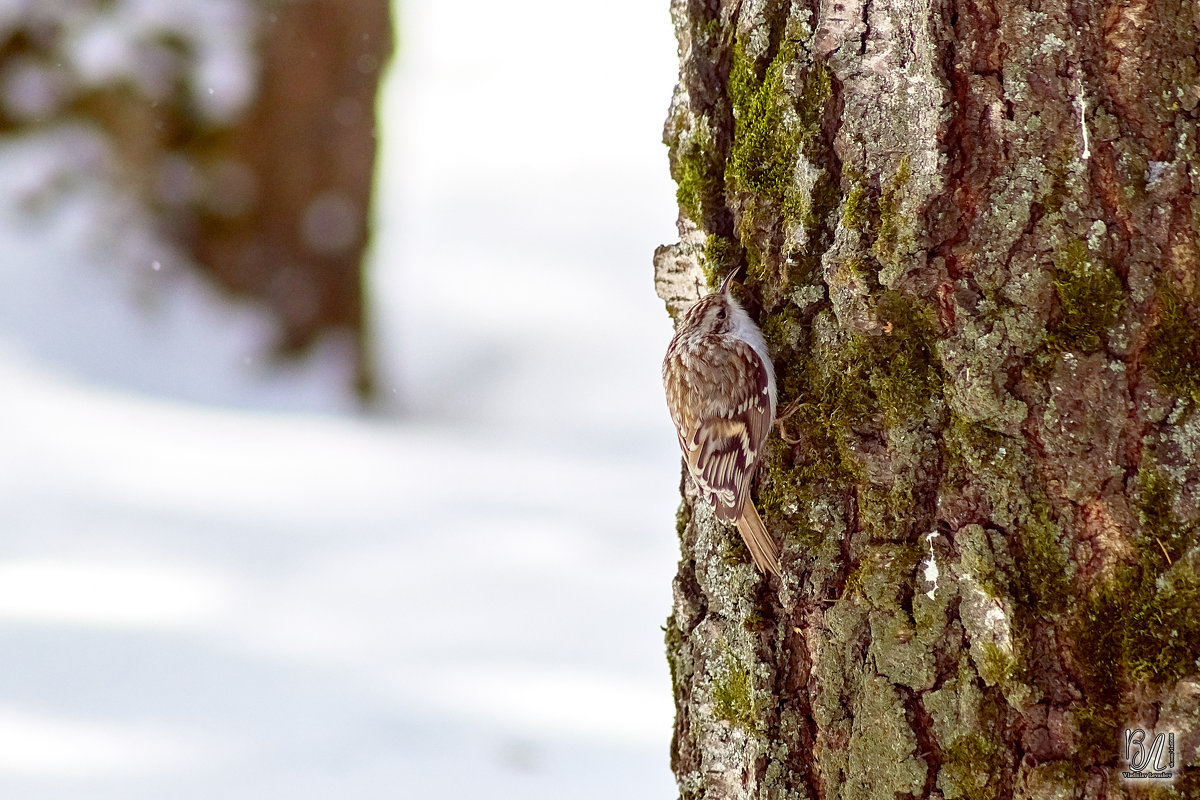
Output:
[180,0,391,394]
[655,0,1200,797]
[0,0,391,396]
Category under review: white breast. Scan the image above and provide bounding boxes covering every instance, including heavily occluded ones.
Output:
[727,301,777,419]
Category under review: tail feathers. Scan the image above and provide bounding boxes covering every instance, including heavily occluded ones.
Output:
[735,503,782,577]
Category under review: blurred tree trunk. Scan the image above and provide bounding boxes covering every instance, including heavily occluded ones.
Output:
[183,0,391,395]
[0,0,391,396]
[655,0,1200,797]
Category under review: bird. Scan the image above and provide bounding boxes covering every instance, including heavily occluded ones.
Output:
[662,270,781,576]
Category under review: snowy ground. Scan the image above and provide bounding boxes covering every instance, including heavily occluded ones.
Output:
[0,1,683,798]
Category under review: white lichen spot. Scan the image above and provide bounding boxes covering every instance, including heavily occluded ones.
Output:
[1076,78,1091,161]
[1087,219,1107,250]
[783,153,821,250]
[1040,32,1066,53]
[922,531,940,600]
[787,6,814,41]
[1146,160,1169,186]
[984,600,1007,630]
[961,576,1014,657]
[790,282,825,309]
[739,0,773,61]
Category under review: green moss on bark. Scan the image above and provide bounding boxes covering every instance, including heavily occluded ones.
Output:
[702,233,744,287]
[665,613,684,700]
[725,43,833,216]
[671,118,725,225]
[726,43,798,214]
[940,731,1010,800]
[1147,279,1200,401]
[1012,503,1070,614]
[724,32,838,285]
[1072,465,1200,758]
[712,646,759,730]
[755,292,942,546]
[841,180,868,229]
[871,156,912,268]
[943,417,1070,615]
[676,501,693,544]
[1048,239,1123,352]
[1137,461,1192,568]
[1125,558,1200,685]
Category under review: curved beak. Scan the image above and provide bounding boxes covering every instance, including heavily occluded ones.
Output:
[718,270,737,295]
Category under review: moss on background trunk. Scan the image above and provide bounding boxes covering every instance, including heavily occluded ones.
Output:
[655,0,1200,797]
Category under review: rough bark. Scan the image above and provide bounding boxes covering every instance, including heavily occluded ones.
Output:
[655,0,1200,797]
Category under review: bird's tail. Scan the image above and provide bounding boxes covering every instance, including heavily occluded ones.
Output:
[736,503,782,577]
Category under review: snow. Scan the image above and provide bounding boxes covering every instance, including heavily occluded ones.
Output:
[63,0,257,121]
[0,0,683,797]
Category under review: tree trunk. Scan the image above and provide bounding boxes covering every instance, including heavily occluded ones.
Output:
[181,0,391,394]
[655,0,1200,797]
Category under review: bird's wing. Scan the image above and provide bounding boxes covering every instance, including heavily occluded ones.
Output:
[666,337,772,521]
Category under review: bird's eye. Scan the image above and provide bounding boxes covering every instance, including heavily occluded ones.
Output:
[716,309,727,320]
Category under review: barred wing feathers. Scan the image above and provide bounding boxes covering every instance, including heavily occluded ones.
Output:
[664,335,773,522]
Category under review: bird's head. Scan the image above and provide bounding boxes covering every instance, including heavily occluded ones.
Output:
[680,271,741,336]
